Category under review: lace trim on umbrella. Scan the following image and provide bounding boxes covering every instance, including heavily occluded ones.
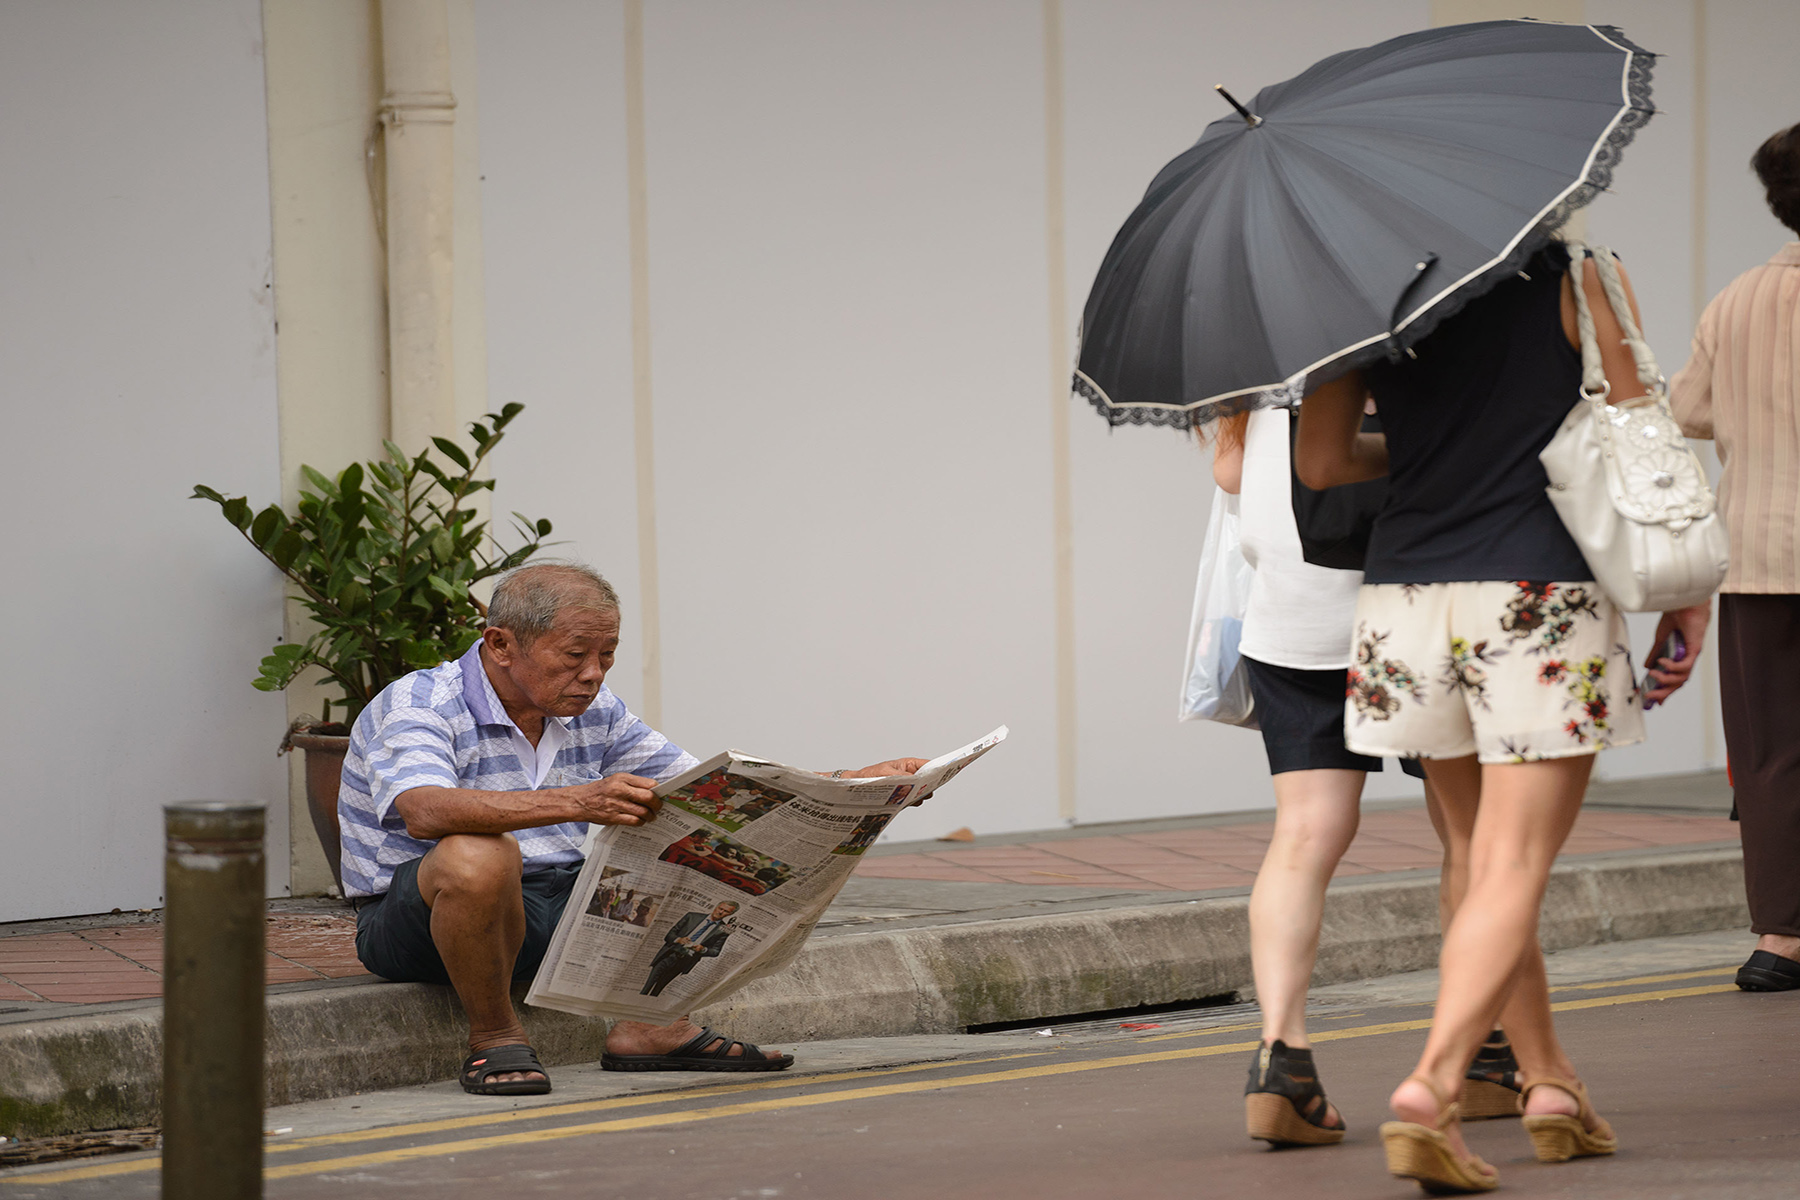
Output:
[1080,25,1657,431]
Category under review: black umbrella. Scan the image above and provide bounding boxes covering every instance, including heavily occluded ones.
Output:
[1075,19,1656,430]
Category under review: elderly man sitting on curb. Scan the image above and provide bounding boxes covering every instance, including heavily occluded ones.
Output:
[339,561,926,1095]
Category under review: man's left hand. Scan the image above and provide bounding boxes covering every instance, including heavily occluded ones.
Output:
[840,758,929,779]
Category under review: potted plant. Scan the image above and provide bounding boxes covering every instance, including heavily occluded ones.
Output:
[193,403,552,889]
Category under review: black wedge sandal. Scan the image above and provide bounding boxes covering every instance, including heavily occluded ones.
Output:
[1460,1029,1523,1120]
[1244,1040,1347,1146]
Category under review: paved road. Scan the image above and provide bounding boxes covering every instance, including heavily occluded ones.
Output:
[5,931,1793,1199]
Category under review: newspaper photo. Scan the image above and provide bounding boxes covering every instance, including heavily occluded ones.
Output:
[525,726,1008,1021]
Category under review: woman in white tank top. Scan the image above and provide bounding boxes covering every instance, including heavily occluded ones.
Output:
[1214,407,1507,1148]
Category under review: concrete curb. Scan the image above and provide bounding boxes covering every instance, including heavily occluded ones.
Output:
[0,846,1746,1137]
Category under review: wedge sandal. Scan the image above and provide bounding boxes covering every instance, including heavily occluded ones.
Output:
[1520,1077,1617,1163]
[1460,1029,1523,1120]
[1378,1074,1498,1194]
[1243,1040,1346,1147]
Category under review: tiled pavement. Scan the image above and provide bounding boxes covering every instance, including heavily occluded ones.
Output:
[0,802,1739,1007]
[853,806,1740,892]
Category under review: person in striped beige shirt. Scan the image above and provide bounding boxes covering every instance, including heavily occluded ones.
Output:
[1671,121,1800,994]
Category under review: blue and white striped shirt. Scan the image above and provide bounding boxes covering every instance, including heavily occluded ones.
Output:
[338,642,697,897]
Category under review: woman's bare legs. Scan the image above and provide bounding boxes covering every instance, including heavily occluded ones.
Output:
[1250,768,1366,1048]
[1392,755,1595,1157]
[1423,758,1583,1119]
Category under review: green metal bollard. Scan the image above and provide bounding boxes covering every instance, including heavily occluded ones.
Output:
[162,802,266,1200]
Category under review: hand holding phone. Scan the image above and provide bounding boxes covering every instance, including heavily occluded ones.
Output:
[1642,630,1687,710]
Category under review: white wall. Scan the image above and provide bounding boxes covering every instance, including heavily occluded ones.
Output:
[470,1,1799,844]
[0,0,289,920]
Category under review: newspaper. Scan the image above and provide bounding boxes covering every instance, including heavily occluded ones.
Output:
[525,726,1008,1021]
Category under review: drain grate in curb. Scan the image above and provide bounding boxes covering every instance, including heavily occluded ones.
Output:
[968,992,1240,1035]
[0,1128,159,1168]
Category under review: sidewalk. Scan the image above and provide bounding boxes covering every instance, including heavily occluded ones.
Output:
[0,772,1744,1137]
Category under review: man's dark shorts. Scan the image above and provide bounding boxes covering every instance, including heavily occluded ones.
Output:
[354,857,581,986]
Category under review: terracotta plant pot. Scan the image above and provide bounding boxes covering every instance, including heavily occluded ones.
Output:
[288,728,350,892]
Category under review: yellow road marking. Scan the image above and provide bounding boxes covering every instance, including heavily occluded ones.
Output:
[1134,1020,1263,1042]
[0,1053,1044,1186]
[1551,967,1732,992]
[272,1052,1042,1152]
[1550,983,1734,1010]
[6,979,1745,1186]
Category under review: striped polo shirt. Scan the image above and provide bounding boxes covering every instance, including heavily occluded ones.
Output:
[1672,242,1800,592]
[338,641,696,897]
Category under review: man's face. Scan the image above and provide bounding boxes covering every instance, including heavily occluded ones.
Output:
[711,903,739,922]
[485,607,620,719]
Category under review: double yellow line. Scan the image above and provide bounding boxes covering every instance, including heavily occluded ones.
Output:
[6,969,1736,1187]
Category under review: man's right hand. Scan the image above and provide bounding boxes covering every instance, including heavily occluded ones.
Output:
[568,773,663,826]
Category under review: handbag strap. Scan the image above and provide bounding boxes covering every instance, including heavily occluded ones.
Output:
[1564,243,1663,402]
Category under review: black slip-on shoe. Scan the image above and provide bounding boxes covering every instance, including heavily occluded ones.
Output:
[1735,949,1800,992]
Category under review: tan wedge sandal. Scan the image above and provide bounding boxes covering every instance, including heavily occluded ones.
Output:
[1379,1075,1499,1194]
[1520,1077,1617,1163]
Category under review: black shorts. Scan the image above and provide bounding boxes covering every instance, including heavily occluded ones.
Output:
[1243,656,1426,779]
[353,856,582,985]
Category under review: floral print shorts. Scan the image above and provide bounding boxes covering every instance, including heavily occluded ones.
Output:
[1344,581,1646,764]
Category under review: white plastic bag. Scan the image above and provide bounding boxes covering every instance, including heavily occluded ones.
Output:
[1179,488,1257,727]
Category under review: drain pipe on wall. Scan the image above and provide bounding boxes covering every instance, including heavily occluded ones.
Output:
[378,0,457,455]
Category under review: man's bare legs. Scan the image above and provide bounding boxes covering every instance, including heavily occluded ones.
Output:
[1393,756,1595,1158]
[1250,768,1365,1047]
[416,835,751,1087]
[415,834,542,1085]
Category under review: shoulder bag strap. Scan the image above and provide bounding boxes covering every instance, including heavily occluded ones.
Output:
[1563,243,1608,401]
[1585,246,1664,397]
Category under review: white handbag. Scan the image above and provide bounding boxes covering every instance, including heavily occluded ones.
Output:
[1179,488,1257,728]
[1538,245,1728,612]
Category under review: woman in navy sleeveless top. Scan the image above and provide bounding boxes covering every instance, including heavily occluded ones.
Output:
[1295,243,1712,1190]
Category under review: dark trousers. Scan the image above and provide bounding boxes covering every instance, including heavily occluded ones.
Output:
[1720,593,1800,938]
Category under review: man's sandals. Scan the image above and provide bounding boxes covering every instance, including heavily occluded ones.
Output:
[461,1044,552,1096]
[601,1025,794,1073]
[1243,1040,1347,1147]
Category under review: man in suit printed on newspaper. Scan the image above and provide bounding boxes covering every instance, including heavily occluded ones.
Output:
[640,901,739,996]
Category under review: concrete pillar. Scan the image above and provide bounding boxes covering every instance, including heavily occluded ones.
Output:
[380,0,458,455]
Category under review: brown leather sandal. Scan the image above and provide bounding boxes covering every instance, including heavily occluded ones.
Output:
[1520,1077,1617,1163]
[1378,1074,1499,1194]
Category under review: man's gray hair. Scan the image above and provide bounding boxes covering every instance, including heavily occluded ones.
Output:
[487,561,620,645]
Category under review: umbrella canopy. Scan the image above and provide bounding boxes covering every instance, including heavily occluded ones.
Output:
[1075,19,1656,430]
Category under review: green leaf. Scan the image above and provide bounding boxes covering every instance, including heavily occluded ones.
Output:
[430,437,471,470]
[191,484,226,503]
[300,465,339,499]
[250,505,284,546]
[426,573,457,600]
[338,461,364,494]
[270,530,308,571]
[220,497,252,529]
[535,518,552,537]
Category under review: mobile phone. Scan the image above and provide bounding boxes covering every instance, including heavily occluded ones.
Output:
[1641,630,1687,709]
